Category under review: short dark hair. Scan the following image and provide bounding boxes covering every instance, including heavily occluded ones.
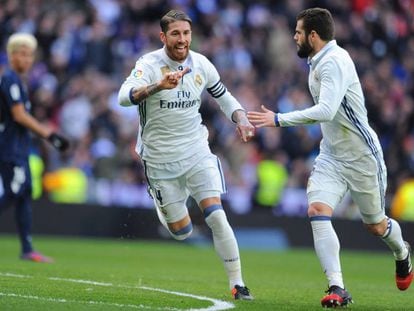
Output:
[296,8,335,41]
[160,10,192,33]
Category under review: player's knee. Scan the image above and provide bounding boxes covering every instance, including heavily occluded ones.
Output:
[307,204,320,217]
[366,224,384,236]
[365,219,387,236]
[307,202,333,217]
[204,205,227,231]
[169,222,193,240]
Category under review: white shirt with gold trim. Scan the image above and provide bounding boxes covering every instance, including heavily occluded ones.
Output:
[277,40,382,162]
[118,47,243,167]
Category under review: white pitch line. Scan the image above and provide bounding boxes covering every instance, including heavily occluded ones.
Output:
[0,272,32,278]
[0,272,235,311]
[0,292,163,310]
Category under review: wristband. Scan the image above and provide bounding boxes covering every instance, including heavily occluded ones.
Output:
[129,87,139,105]
[48,132,69,152]
[274,113,281,127]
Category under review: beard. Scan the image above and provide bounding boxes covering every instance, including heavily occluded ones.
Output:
[165,44,189,62]
[297,39,313,58]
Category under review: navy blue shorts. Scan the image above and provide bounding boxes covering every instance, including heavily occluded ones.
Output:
[0,160,32,201]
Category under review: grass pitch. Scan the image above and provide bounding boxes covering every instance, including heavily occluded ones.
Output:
[0,234,413,310]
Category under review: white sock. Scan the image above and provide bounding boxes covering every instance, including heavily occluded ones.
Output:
[310,217,344,288]
[205,208,244,289]
[382,218,408,260]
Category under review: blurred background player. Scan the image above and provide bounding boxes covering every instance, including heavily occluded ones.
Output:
[0,33,69,262]
[248,7,412,308]
[118,10,254,300]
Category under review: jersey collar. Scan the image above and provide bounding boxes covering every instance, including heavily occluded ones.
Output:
[308,40,337,68]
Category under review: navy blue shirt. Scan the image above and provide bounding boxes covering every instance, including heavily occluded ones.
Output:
[0,68,32,163]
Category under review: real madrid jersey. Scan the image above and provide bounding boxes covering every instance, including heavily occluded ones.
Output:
[278,40,382,161]
[118,48,243,165]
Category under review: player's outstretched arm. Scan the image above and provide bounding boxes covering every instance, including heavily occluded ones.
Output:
[247,105,277,128]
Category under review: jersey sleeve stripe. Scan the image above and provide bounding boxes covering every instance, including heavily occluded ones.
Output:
[341,97,386,210]
[341,97,378,154]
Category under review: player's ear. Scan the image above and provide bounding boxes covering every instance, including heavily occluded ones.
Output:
[160,32,166,44]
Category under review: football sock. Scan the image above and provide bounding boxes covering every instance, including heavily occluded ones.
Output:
[310,216,344,288]
[15,196,33,254]
[381,218,408,260]
[204,205,244,289]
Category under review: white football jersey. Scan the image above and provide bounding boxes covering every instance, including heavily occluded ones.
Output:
[278,40,382,161]
[119,48,243,164]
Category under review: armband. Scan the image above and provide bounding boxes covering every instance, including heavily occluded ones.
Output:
[129,87,139,105]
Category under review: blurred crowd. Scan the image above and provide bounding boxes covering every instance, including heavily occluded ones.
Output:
[1,0,413,218]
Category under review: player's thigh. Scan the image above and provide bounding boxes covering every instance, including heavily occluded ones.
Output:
[307,156,347,210]
[149,177,189,223]
[186,154,226,205]
[347,154,387,224]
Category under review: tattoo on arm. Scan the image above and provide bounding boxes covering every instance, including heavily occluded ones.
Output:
[131,83,161,103]
[231,109,247,123]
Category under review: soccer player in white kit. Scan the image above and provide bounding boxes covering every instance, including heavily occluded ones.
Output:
[118,10,254,300]
[248,7,412,308]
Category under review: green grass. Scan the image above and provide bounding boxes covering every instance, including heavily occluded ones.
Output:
[0,234,413,310]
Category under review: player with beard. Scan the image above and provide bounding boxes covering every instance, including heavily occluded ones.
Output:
[248,7,412,308]
[118,10,254,300]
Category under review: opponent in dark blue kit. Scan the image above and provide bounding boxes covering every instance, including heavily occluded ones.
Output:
[0,33,69,262]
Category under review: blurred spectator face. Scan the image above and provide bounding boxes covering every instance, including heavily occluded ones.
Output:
[160,20,192,62]
[294,20,313,59]
[10,45,35,74]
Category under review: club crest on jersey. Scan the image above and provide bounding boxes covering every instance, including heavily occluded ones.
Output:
[195,74,202,87]
[160,66,171,75]
[132,68,143,79]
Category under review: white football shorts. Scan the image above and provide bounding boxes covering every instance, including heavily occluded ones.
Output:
[145,153,226,223]
[307,152,387,224]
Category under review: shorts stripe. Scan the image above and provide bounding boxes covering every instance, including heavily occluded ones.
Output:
[216,157,227,193]
[142,160,152,189]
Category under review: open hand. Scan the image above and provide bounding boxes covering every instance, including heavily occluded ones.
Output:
[247,105,277,128]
